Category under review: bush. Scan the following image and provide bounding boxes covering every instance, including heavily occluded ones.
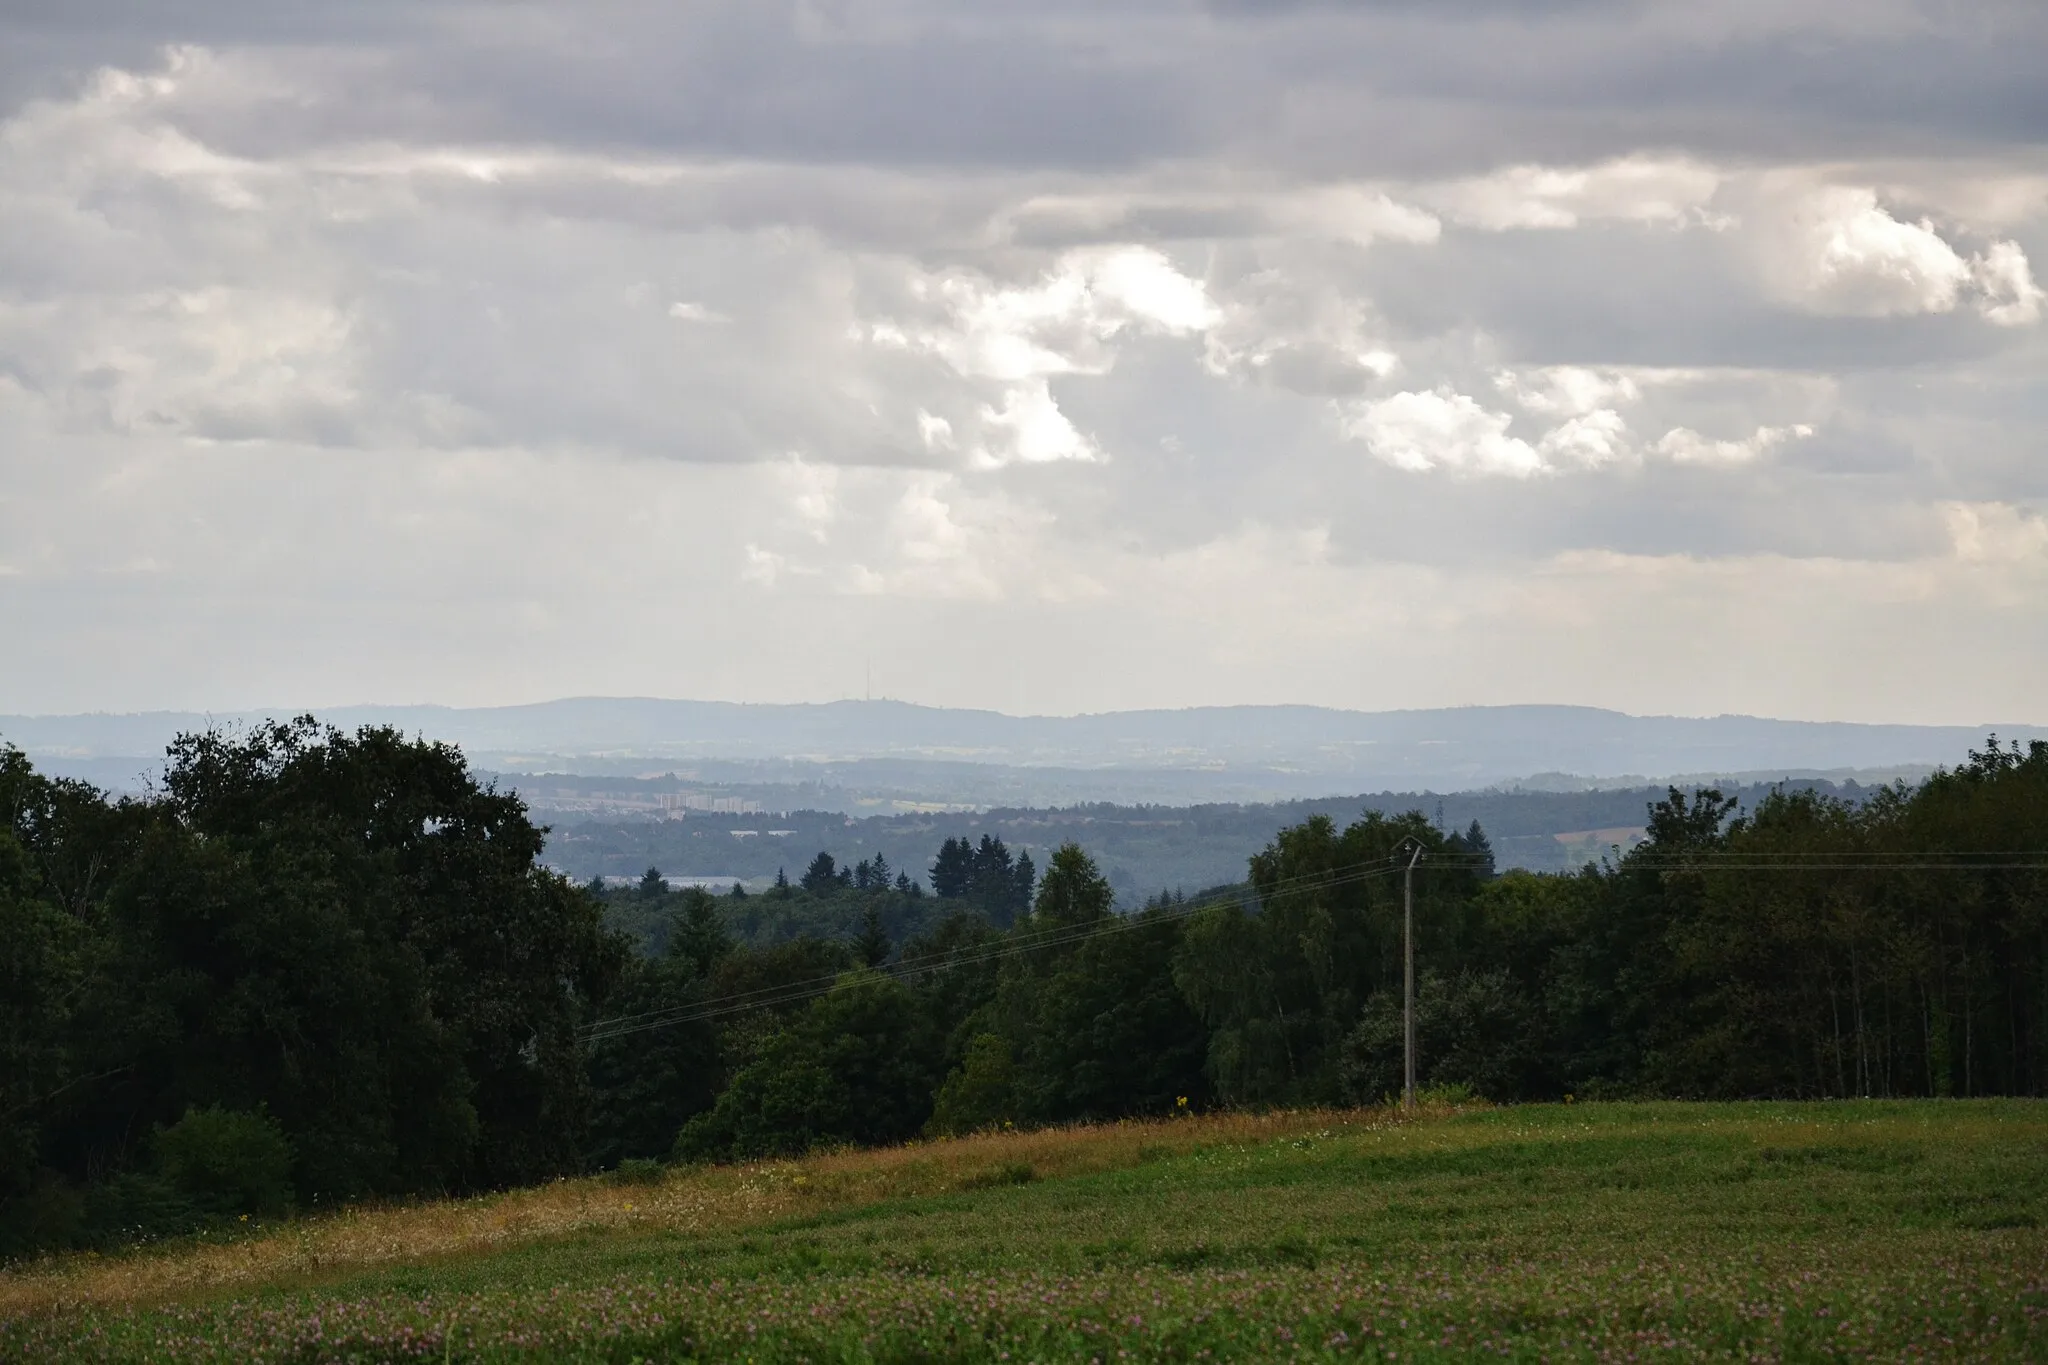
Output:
[79,1171,200,1246]
[155,1106,295,1219]
[1417,1082,1478,1106]
[926,1033,1018,1137]
[608,1157,666,1186]
[675,970,938,1162]
[0,1173,86,1259]
[1338,969,1537,1105]
[957,1161,1035,1190]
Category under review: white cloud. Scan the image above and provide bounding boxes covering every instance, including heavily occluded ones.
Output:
[976,380,1096,466]
[1945,502,2048,565]
[12,286,366,444]
[1204,268,1401,395]
[916,409,955,451]
[872,245,1219,465]
[1653,423,1814,465]
[740,544,787,587]
[1283,187,1444,247]
[776,457,840,539]
[733,468,1075,604]
[667,301,728,323]
[1971,241,2046,326]
[1343,388,1545,478]
[1086,246,1223,332]
[1537,408,1633,469]
[1349,377,1827,477]
[1763,185,2043,324]
[1495,366,1643,417]
[1803,188,1973,315]
[885,244,1219,385]
[1420,157,1724,231]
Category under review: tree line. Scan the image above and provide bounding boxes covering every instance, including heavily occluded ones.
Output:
[3,721,2044,1259]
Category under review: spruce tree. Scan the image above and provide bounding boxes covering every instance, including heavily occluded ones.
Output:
[929,837,973,899]
[801,851,838,894]
[856,904,891,967]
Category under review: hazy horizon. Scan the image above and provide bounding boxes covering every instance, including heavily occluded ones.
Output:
[11,693,2048,726]
[11,697,2039,808]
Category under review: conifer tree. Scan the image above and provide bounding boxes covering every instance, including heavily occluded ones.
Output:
[930,837,973,899]
[857,904,891,967]
[801,851,838,894]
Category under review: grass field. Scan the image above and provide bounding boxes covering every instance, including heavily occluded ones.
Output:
[3,1100,2044,1361]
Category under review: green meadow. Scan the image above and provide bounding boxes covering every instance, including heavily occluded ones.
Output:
[4,1100,2044,1361]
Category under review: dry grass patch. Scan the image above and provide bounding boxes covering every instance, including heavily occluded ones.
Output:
[0,1103,1447,1320]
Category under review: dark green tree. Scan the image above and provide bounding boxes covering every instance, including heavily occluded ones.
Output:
[1031,842,1114,927]
[800,851,839,895]
[1172,811,1481,1106]
[669,888,734,980]
[673,971,939,1161]
[930,837,973,900]
[856,904,891,968]
[116,720,626,1197]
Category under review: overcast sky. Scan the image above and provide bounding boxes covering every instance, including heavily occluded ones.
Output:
[1,1,2044,723]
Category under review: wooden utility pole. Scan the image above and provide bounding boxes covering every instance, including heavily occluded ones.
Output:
[1403,841,1423,1110]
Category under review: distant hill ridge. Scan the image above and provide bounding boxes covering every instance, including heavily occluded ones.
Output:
[3,700,2039,797]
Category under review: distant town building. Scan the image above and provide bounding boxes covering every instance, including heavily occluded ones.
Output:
[656,793,762,816]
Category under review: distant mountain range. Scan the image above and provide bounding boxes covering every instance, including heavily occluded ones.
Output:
[3,699,2039,803]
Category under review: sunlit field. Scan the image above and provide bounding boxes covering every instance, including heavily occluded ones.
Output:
[4,1101,2044,1362]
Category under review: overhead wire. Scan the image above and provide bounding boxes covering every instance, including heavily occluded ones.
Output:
[578,855,1416,1043]
[578,850,1434,1045]
[577,842,2048,1045]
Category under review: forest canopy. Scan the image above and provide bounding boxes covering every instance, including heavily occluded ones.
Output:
[3,722,2045,1259]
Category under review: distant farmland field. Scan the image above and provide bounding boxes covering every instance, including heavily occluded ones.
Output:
[4,1101,2043,1362]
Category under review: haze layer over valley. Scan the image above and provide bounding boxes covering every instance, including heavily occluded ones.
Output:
[9,698,2035,896]
[6,698,2029,803]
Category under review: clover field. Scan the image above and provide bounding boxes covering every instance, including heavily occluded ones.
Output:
[3,1100,2044,1362]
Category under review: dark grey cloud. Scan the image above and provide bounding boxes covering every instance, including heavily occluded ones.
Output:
[5,0,2046,173]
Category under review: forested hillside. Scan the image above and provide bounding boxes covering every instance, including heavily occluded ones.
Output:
[4,721,2044,1260]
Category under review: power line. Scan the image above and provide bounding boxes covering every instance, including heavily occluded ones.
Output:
[581,850,1416,1034]
[580,857,1417,1043]
[579,853,1426,1045]
[577,845,2048,1046]
[1609,861,2048,871]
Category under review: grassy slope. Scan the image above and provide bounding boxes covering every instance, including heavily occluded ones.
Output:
[4,1101,2045,1361]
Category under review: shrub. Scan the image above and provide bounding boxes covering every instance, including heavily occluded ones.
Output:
[675,970,938,1162]
[608,1157,665,1186]
[1418,1082,1478,1106]
[79,1172,199,1246]
[155,1106,294,1219]
[957,1161,1035,1190]
[0,1173,86,1259]
[926,1033,1018,1137]
[1338,968,1535,1105]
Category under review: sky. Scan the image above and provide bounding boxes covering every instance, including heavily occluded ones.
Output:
[1,0,2044,724]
